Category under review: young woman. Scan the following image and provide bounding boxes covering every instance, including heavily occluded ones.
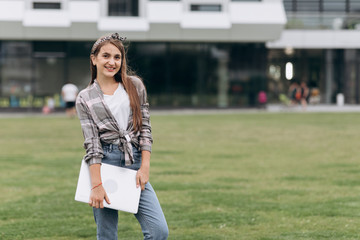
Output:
[76,33,168,240]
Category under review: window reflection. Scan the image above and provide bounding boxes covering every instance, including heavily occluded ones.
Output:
[0,42,32,107]
[0,41,270,108]
[108,0,139,16]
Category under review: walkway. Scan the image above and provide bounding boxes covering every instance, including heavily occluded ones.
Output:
[0,104,360,118]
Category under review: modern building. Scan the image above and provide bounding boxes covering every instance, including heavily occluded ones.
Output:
[1,0,358,110]
[268,0,360,105]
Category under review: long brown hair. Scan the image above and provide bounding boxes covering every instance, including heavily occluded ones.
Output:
[90,36,142,132]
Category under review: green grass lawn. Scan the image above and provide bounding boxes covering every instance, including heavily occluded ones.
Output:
[1,112,360,240]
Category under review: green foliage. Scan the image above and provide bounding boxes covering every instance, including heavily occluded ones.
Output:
[1,113,360,239]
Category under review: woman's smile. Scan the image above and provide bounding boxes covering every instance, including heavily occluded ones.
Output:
[105,66,116,72]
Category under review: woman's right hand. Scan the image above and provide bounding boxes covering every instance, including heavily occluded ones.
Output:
[88,163,110,208]
[89,184,111,208]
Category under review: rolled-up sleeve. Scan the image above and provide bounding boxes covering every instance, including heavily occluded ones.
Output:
[139,87,153,152]
[76,95,103,165]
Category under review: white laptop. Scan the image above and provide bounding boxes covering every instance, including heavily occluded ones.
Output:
[75,160,141,214]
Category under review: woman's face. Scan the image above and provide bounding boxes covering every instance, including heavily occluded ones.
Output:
[91,43,122,81]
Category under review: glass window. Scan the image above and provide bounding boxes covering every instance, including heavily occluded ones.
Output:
[284,0,295,12]
[34,58,65,96]
[349,0,360,12]
[323,0,346,12]
[33,41,66,96]
[128,43,220,107]
[33,41,66,53]
[0,40,271,108]
[127,42,268,107]
[284,0,353,13]
[67,42,93,90]
[108,0,138,16]
[190,4,222,12]
[0,42,32,108]
[33,2,61,9]
[296,0,320,12]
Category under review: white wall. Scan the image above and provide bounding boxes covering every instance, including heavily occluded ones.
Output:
[267,30,360,49]
[0,0,286,42]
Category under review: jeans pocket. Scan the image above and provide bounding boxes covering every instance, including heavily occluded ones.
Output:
[102,145,109,158]
[102,145,122,166]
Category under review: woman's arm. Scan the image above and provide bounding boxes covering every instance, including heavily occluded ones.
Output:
[76,95,104,165]
[89,164,110,208]
[76,95,109,208]
[131,77,153,190]
[136,150,151,190]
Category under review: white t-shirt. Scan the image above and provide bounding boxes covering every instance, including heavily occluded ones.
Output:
[61,83,79,102]
[103,83,130,131]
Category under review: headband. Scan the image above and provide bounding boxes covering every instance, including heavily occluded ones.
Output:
[91,33,126,54]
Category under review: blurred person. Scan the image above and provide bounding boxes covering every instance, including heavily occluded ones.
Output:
[288,80,301,105]
[47,97,55,112]
[75,33,168,240]
[257,90,267,109]
[61,81,78,118]
[42,97,55,115]
[300,81,310,110]
[309,88,321,104]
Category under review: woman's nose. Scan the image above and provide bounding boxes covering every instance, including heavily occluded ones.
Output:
[108,58,115,65]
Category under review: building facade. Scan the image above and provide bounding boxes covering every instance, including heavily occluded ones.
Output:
[2,0,358,109]
[0,0,287,109]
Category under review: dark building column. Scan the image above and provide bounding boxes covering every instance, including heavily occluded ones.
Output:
[325,49,333,104]
[213,48,229,108]
[356,50,360,103]
[344,49,357,104]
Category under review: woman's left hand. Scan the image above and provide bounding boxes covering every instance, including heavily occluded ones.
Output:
[136,150,151,190]
[136,166,149,191]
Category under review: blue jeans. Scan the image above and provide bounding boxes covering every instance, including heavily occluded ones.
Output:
[93,144,169,240]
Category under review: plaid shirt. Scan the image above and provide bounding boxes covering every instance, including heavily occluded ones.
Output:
[76,77,153,166]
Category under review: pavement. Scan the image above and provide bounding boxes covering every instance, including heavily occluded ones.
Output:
[266,104,360,113]
[0,104,360,118]
[150,104,360,115]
